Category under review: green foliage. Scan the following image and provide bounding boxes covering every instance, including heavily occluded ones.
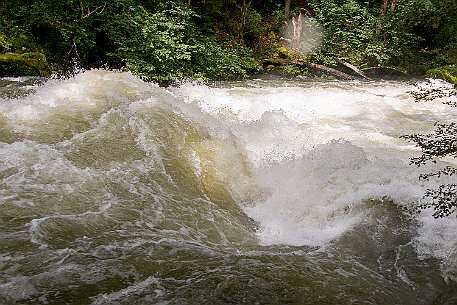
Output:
[305,0,456,73]
[307,0,423,70]
[1,0,259,81]
[235,2,263,44]
[105,2,259,81]
[192,39,260,79]
[273,64,303,76]
[0,19,39,54]
[0,34,10,53]
[249,8,285,59]
[308,0,377,66]
[13,0,109,69]
[434,15,457,65]
[381,0,457,70]
[0,0,455,79]
[107,3,197,81]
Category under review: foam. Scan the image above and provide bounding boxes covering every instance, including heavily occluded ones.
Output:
[175,77,457,265]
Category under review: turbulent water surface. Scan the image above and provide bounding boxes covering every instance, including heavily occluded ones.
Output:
[0,70,456,304]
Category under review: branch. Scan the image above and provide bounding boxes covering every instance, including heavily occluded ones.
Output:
[68,40,80,60]
[80,1,106,20]
[401,122,457,165]
[401,81,457,218]
[421,184,457,218]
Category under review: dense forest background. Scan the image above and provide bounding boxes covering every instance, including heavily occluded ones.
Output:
[0,0,456,81]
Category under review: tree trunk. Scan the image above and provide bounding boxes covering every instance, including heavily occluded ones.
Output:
[285,0,291,18]
[380,0,389,15]
[380,0,397,15]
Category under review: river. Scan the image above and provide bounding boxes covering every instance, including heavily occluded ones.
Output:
[0,70,456,304]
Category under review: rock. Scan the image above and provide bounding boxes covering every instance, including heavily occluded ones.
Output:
[0,52,51,77]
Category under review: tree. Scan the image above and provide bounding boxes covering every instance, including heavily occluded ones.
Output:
[1,0,260,80]
[401,80,457,217]
[285,0,291,17]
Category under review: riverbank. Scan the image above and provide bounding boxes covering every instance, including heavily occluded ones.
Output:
[2,49,456,85]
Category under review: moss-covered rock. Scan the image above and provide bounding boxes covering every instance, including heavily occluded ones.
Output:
[0,52,51,77]
[426,66,457,85]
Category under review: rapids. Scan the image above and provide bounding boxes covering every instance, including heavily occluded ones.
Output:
[0,70,456,304]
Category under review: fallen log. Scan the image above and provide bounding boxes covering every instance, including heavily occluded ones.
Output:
[339,61,371,80]
[303,62,354,80]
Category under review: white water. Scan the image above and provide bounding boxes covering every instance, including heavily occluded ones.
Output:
[175,78,457,254]
[0,70,456,303]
